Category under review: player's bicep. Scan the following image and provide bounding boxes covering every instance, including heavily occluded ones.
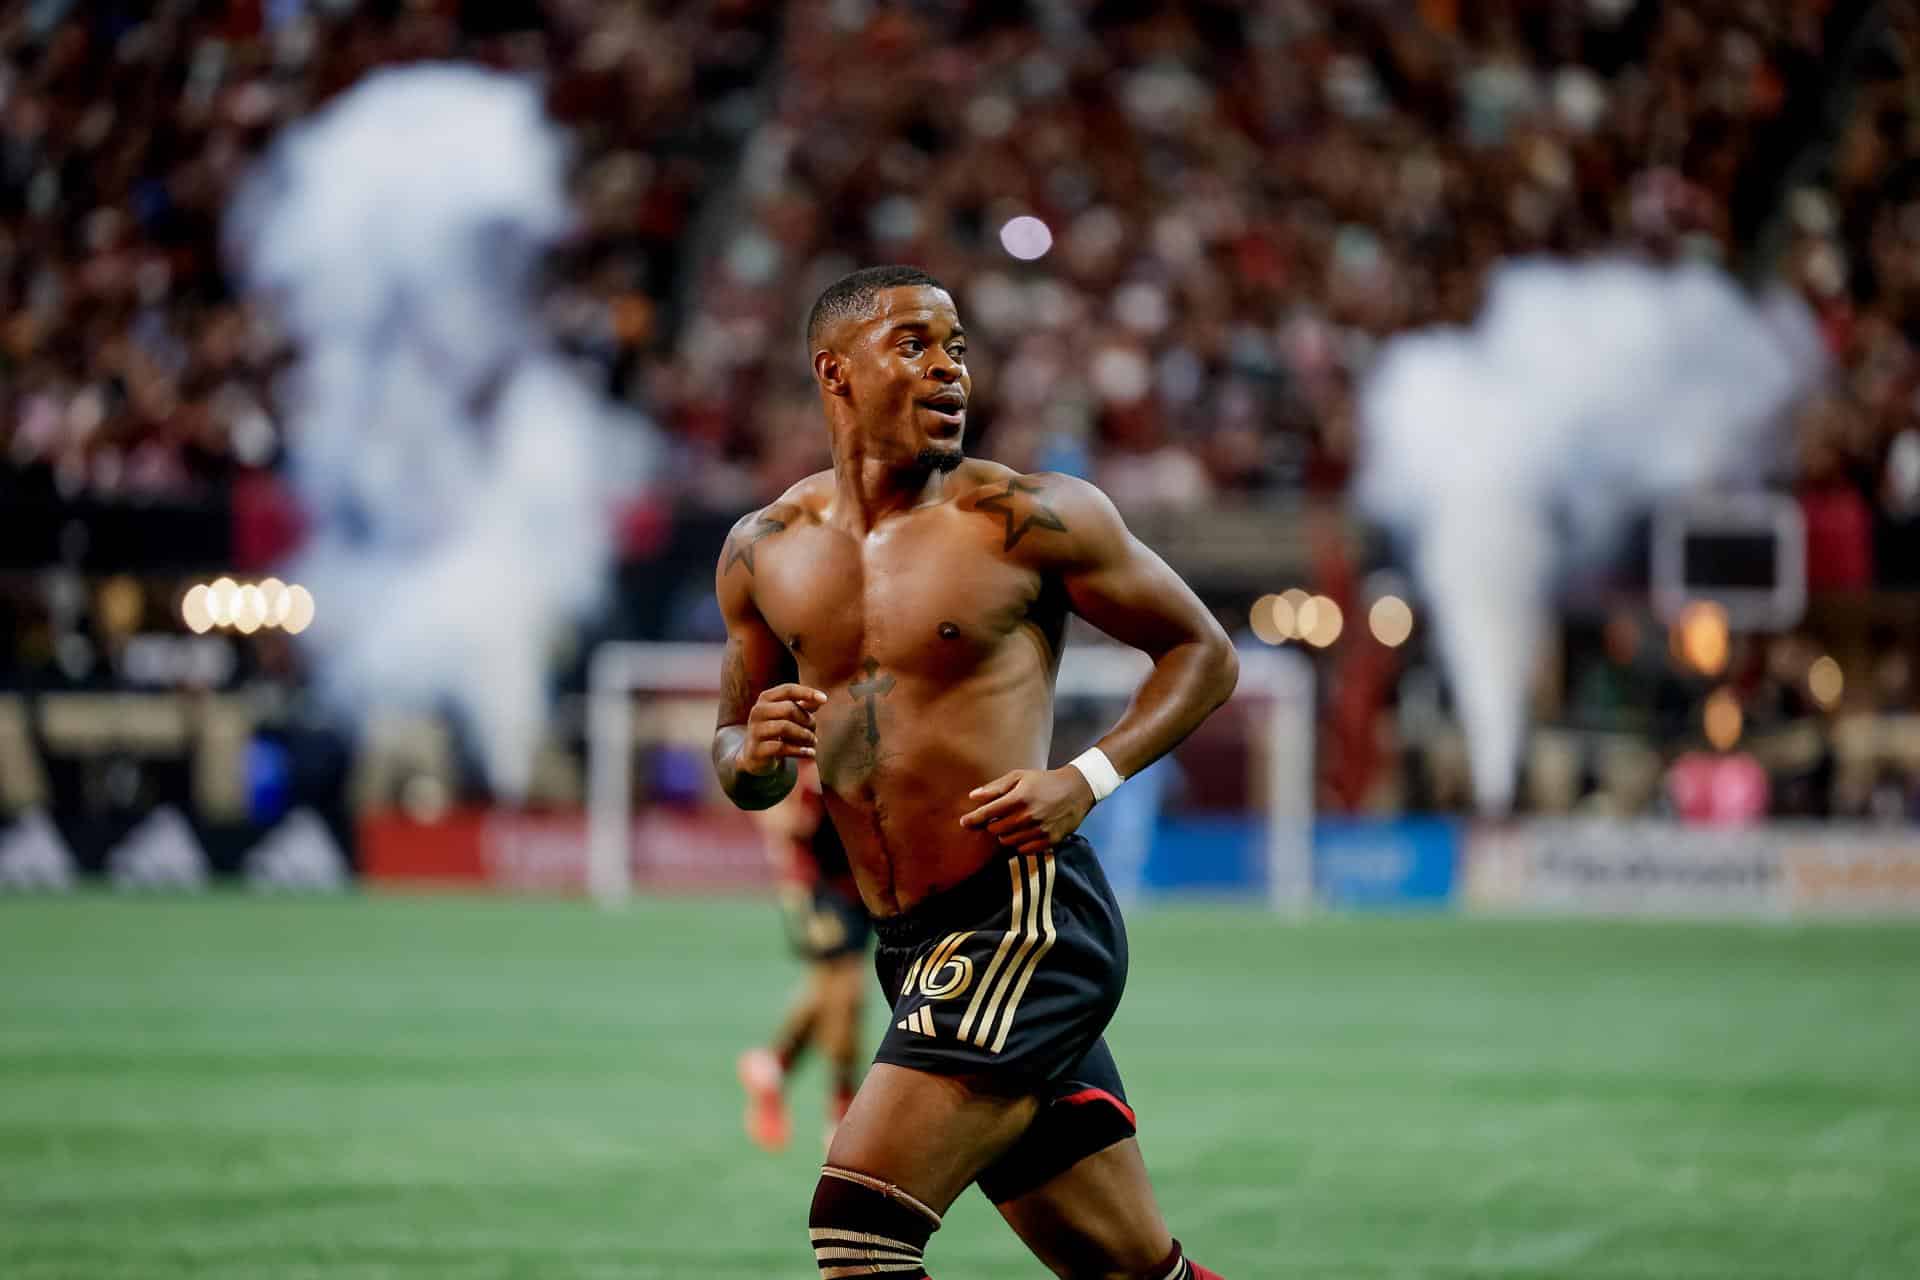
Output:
[715,552,793,732]
[1065,538,1219,656]
[1051,483,1223,657]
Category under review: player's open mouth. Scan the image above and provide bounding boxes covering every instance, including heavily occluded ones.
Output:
[919,397,966,431]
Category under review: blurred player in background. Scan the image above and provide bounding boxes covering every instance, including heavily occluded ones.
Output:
[713,265,1233,1279]
[737,760,870,1152]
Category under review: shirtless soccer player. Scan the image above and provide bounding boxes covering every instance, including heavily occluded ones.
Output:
[712,265,1237,1280]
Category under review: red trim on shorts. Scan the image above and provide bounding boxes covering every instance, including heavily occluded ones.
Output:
[1055,1086,1136,1128]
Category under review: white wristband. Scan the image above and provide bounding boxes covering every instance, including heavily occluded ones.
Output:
[1067,748,1125,803]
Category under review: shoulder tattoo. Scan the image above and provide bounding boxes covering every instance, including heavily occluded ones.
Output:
[974,478,1069,552]
[723,503,798,575]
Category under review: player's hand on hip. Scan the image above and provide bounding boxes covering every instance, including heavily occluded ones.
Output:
[959,768,1096,855]
[739,684,828,775]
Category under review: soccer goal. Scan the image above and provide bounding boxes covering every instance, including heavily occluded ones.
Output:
[585,641,1313,911]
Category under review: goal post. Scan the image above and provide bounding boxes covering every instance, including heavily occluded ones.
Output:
[585,641,1313,910]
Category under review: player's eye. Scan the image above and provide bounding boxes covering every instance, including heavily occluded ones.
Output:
[948,345,967,361]
[899,338,924,355]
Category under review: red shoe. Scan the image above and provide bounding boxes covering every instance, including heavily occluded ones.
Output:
[737,1049,790,1152]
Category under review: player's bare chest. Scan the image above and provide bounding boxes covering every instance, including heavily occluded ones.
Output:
[746,511,1040,680]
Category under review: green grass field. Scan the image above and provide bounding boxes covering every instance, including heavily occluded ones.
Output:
[2,895,1917,1279]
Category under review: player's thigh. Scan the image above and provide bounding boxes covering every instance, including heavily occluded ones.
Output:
[812,955,865,1048]
[827,1062,1039,1215]
[832,960,868,1030]
[995,1138,1172,1279]
[820,951,866,1004]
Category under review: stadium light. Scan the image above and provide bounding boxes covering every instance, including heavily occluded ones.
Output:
[207,577,238,627]
[177,578,316,636]
[283,585,316,635]
[1269,593,1298,641]
[1674,600,1729,676]
[182,585,213,634]
[1369,595,1414,647]
[1809,656,1843,710]
[1301,596,1343,648]
[261,578,291,627]
[1252,591,1308,645]
[1704,687,1742,751]
[999,216,1053,261]
[1249,594,1285,645]
[234,584,266,633]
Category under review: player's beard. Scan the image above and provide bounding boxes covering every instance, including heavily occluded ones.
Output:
[916,446,964,473]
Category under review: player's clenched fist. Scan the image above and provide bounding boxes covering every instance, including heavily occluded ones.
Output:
[738,684,829,775]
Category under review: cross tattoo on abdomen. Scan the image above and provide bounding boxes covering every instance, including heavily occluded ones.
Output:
[849,657,895,748]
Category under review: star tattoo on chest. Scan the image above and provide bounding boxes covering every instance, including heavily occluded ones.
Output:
[975,479,1068,551]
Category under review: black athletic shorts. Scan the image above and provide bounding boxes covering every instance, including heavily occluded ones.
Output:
[780,878,873,962]
[871,835,1137,1203]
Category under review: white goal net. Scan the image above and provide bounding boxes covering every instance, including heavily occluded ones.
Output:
[585,641,1313,911]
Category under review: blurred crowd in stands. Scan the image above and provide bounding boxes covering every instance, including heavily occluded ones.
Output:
[0,0,765,504]
[1783,0,1920,592]
[6,0,1920,825]
[2,0,1887,524]
[675,0,1839,511]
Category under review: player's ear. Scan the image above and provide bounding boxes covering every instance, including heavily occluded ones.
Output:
[813,347,852,398]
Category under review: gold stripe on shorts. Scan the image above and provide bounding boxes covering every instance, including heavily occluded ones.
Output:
[989,852,1058,1053]
[969,855,1043,1048]
[956,858,1025,1043]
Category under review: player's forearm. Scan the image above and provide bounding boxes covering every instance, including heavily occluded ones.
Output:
[712,726,798,810]
[1093,636,1239,779]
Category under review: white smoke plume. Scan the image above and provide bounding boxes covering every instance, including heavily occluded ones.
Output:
[228,66,652,798]
[1357,257,1820,813]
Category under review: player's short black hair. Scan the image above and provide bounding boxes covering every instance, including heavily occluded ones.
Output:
[806,265,949,354]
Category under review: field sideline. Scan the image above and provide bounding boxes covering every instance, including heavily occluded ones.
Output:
[2,895,1916,1278]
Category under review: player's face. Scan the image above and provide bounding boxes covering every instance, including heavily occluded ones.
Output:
[846,286,970,468]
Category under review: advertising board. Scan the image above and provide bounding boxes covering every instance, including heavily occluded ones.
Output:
[1312,818,1459,909]
[1463,820,1785,915]
[361,808,768,892]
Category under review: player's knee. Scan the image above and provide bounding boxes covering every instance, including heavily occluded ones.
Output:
[809,1165,941,1277]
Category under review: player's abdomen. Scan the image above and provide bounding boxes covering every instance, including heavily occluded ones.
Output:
[814,674,1057,914]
